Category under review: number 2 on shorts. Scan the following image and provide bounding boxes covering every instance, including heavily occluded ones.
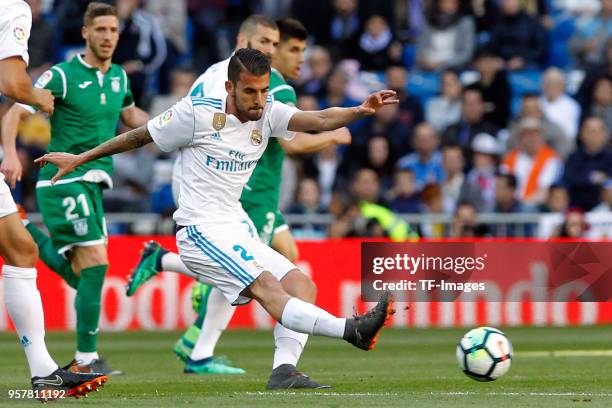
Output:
[232,245,254,261]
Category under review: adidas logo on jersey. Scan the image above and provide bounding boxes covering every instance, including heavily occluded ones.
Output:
[211,132,222,141]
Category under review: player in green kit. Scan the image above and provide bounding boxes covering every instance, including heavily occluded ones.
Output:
[1,2,149,375]
[126,18,350,384]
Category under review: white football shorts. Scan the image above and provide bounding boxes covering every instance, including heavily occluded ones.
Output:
[177,217,297,305]
[0,174,18,219]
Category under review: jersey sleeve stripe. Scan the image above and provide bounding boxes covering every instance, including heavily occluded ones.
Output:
[191,96,222,104]
[51,66,67,99]
[193,101,222,109]
[121,68,128,93]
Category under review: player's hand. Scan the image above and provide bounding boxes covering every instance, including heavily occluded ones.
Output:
[34,152,81,184]
[357,90,398,116]
[0,152,23,188]
[332,127,351,145]
[33,88,54,115]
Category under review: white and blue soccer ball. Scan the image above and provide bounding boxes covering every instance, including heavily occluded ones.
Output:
[456,327,513,381]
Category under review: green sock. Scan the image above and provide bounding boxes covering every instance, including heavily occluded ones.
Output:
[26,223,80,289]
[75,265,107,353]
[180,284,213,346]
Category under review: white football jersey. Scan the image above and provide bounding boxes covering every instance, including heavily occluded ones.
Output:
[188,57,231,98]
[148,95,298,225]
[0,0,31,65]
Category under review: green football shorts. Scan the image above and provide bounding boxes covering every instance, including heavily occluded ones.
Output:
[36,181,107,254]
[241,202,288,246]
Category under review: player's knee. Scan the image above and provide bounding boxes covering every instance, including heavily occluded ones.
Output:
[13,234,38,267]
[250,271,285,299]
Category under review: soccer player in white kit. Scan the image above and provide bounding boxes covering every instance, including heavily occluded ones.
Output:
[0,0,107,399]
[36,48,396,388]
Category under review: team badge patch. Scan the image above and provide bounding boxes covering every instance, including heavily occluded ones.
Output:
[12,25,27,44]
[213,113,226,131]
[73,219,89,237]
[35,70,53,89]
[156,109,174,127]
[110,77,121,93]
[250,129,263,146]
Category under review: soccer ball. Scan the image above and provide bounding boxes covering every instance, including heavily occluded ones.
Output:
[456,327,513,381]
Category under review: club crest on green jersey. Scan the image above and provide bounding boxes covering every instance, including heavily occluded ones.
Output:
[72,218,89,236]
[213,113,226,131]
[111,77,121,93]
[250,129,262,146]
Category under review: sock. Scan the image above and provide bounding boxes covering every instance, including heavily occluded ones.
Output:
[26,223,80,289]
[280,297,346,338]
[272,323,308,369]
[75,351,99,365]
[190,287,236,360]
[75,265,107,353]
[2,265,58,378]
[179,325,201,350]
[161,252,200,280]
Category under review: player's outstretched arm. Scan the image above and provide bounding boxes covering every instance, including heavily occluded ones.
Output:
[288,90,398,133]
[0,104,35,188]
[0,57,54,114]
[279,127,351,155]
[35,125,153,184]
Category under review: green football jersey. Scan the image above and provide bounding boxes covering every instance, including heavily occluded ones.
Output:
[240,68,297,208]
[29,54,134,187]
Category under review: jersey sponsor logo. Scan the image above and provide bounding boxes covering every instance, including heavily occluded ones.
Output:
[100,93,107,105]
[213,113,226,131]
[35,70,53,89]
[78,81,93,89]
[111,77,121,93]
[156,109,174,127]
[73,218,89,236]
[204,154,258,173]
[250,129,263,146]
[12,25,27,44]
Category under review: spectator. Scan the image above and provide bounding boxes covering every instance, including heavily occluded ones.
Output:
[398,123,445,191]
[416,0,475,71]
[502,118,562,208]
[318,67,360,110]
[540,68,581,144]
[356,15,402,71]
[582,76,612,131]
[114,0,167,105]
[539,184,570,213]
[459,133,501,212]
[489,0,547,70]
[493,173,529,236]
[419,184,446,238]
[386,168,422,214]
[575,38,612,111]
[145,0,188,94]
[364,136,395,190]
[287,178,327,236]
[592,179,612,212]
[554,209,590,238]
[148,68,196,116]
[322,0,362,61]
[26,0,53,79]
[563,117,612,211]
[569,0,612,69]
[470,47,511,129]
[385,65,425,131]
[442,87,498,152]
[450,202,488,237]
[297,46,332,98]
[507,93,572,159]
[441,144,465,213]
[303,143,341,208]
[426,70,463,132]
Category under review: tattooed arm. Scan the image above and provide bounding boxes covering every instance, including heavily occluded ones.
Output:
[35,125,153,184]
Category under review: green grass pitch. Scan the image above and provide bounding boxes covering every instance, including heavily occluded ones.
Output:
[1,326,611,407]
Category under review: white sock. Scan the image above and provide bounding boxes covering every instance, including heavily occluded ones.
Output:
[190,287,236,360]
[161,252,201,280]
[75,351,99,365]
[280,297,346,338]
[273,323,308,369]
[2,265,58,378]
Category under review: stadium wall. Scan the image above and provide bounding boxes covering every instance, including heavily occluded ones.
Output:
[0,237,610,331]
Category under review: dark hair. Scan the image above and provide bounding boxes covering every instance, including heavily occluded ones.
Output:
[83,2,117,27]
[239,14,278,36]
[521,92,540,100]
[276,18,308,43]
[496,173,518,190]
[462,86,483,100]
[228,48,271,84]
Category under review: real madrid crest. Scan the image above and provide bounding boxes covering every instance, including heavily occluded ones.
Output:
[213,113,226,131]
[250,129,263,146]
[110,77,121,93]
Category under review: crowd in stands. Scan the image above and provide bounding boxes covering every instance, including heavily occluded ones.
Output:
[1,0,611,239]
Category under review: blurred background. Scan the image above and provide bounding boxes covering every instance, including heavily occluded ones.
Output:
[2,0,612,241]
